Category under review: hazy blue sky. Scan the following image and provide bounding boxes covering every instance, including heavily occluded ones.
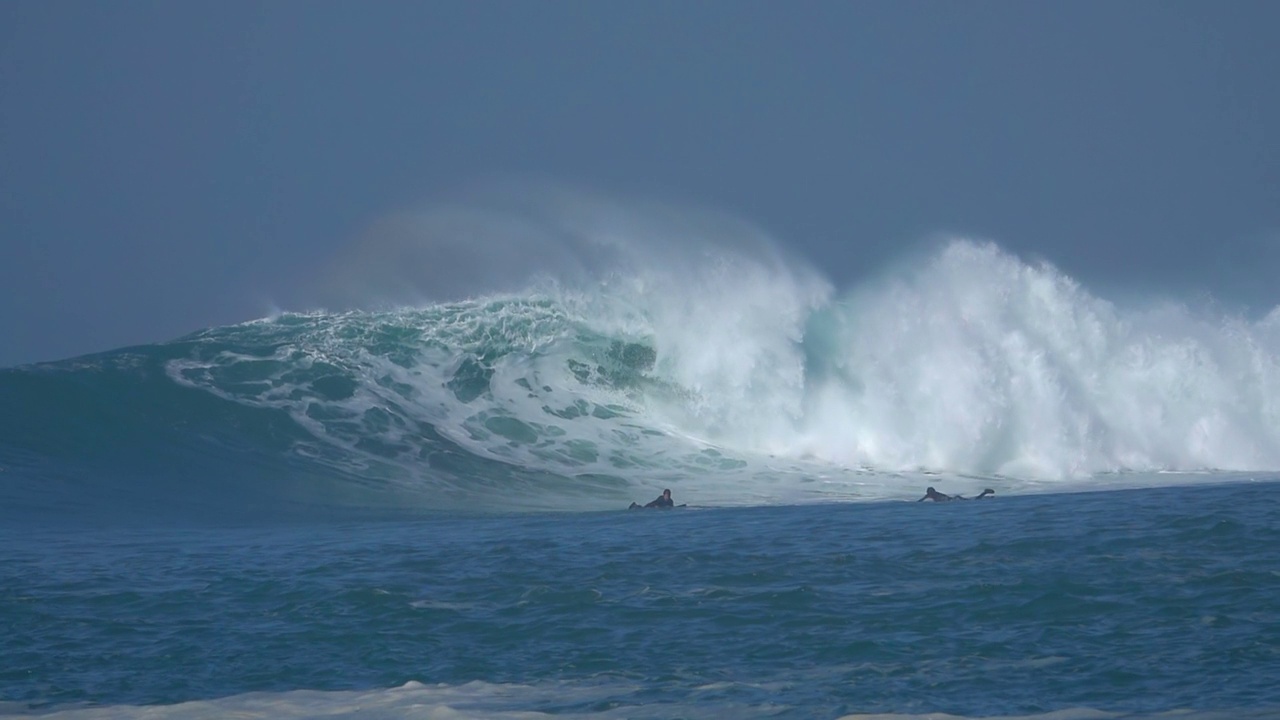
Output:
[2,1,1277,366]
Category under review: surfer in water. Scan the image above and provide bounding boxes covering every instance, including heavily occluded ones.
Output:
[918,487,995,502]
[630,489,675,509]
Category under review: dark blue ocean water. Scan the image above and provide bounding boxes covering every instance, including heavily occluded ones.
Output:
[4,480,1279,719]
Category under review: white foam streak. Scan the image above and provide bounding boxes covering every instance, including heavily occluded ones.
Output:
[5,683,1271,720]
[0,680,785,720]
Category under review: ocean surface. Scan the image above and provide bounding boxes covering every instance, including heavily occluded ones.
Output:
[3,239,1280,718]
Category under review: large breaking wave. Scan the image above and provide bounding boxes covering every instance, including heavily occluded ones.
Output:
[4,205,1280,519]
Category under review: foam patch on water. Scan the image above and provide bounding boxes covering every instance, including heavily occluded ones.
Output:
[3,682,1275,720]
[0,680,779,720]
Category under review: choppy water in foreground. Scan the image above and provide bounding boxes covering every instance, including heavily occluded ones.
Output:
[4,480,1278,719]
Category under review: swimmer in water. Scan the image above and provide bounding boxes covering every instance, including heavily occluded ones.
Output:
[919,486,955,502]
[629,489,675,509]
[918,487,995,501]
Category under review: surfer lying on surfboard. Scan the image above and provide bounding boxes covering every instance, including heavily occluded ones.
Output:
[919,487,995,502]
[630,489,676,509]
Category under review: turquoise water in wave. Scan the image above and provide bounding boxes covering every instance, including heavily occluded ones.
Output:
[4,481,1279,719]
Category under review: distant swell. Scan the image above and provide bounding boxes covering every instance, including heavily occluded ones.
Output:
[3,238,1280,519]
